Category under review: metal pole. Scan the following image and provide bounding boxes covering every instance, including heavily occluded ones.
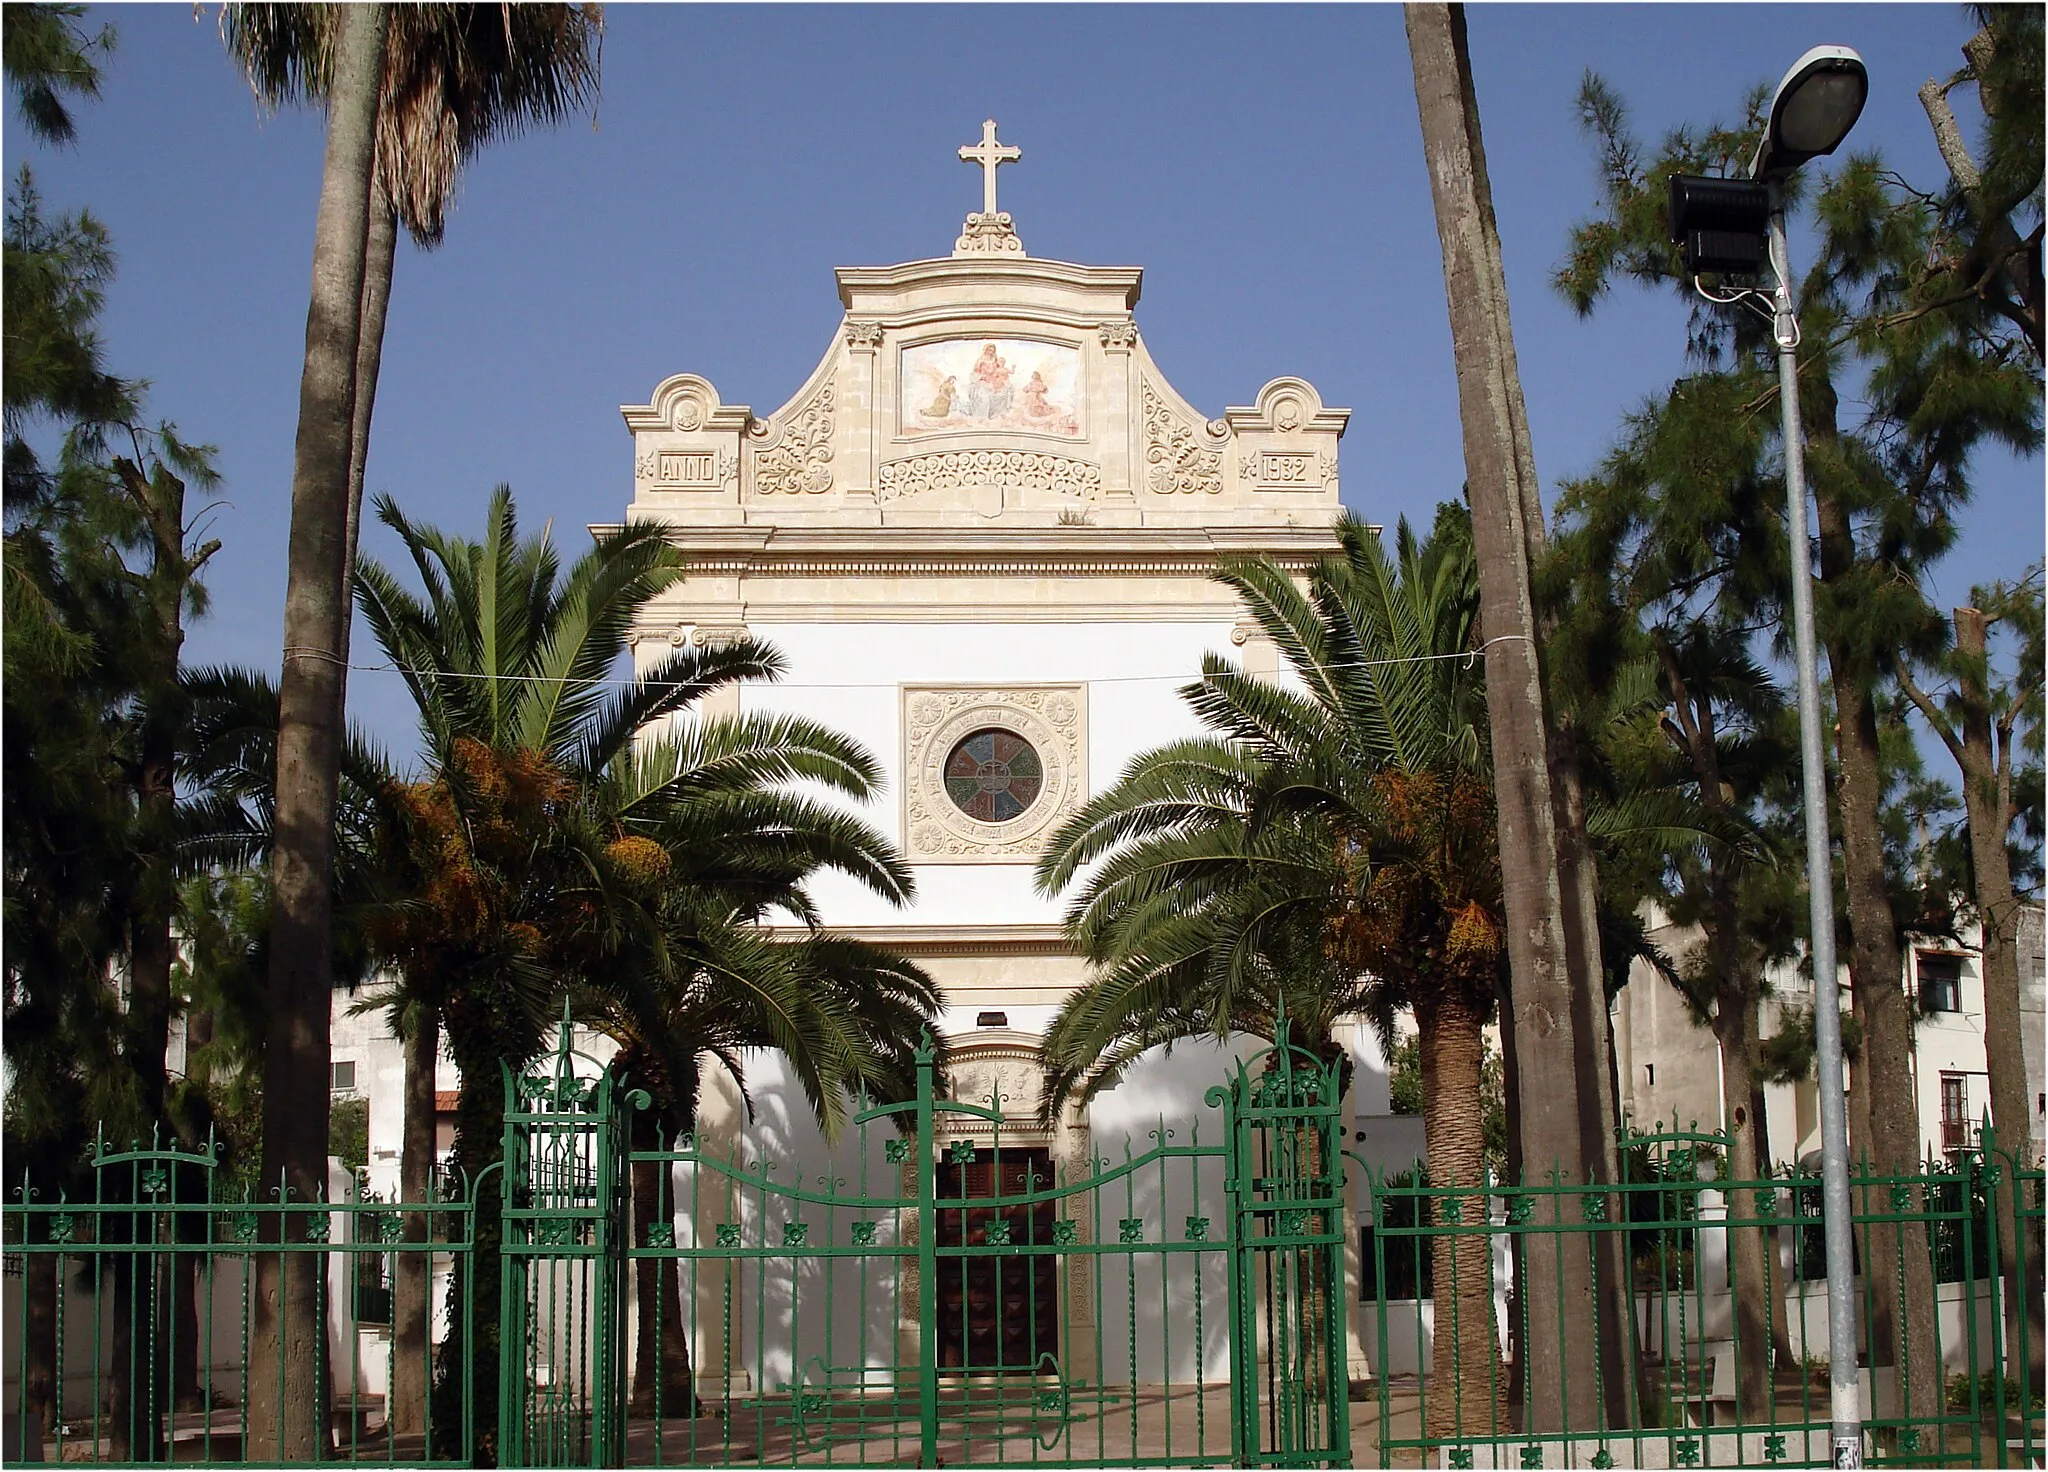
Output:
[1767,190,1863,1469]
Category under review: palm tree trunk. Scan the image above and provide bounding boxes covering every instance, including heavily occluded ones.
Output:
[628,1109,702,1419]
[628,1108,661,1415]
[1404,3,1603,1433]
[252,6,389,1461]
[391,1004,438,1438]
[1550,747,1636,1429]
[336,187,396,672]
[658,1255,695,1415]
[432,1026,511,1466]
[1417,992,1504,1438]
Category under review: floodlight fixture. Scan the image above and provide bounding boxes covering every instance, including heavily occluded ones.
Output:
[1668,174,1772,277]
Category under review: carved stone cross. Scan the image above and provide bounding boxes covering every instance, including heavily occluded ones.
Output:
[959,119,1021,218]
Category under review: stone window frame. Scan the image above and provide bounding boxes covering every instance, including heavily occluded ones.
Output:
[902,685,1085,864]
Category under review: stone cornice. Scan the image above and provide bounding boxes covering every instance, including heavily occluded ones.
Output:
[758,923,1072,957]
[594,523,1342,577]
[837,256,1143,311]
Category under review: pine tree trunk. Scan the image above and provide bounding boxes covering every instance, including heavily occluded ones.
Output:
[391,1006,438,1438]
[23,1249,56,1449]
[251,6,388,1461]
[106,1252,167,1462]
[1405,2,1604,1432]
[1417,992,1505,1438]
[1815,486,1941,1423]
[1783,329,1941,1423]
[1712,1000,1774,1419]
[1949,605,2043,1384]
[171,1251,203,1411]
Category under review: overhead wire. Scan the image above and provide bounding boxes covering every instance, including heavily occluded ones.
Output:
[327,634,1533,692]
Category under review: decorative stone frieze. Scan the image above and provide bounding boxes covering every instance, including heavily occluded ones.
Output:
[749,382,836,496]
[876,450,1102,504]
[689,624,752,650]
[1143,386,1225,496]
[903,685,1085,863]
[629,621,752,652]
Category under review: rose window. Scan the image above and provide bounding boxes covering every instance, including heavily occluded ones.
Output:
[944,728,1043,823]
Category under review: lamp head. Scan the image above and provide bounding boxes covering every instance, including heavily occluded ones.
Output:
[1750,45,1868,180]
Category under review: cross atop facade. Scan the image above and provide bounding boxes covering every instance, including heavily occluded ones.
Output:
[959,119,1021,218]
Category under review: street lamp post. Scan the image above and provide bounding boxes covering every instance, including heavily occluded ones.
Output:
[1670,44,1869,1472]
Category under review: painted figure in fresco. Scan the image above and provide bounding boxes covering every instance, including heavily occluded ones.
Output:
[966,343,1015,419]
[923,375,958,420]
[1021,369,1054,420]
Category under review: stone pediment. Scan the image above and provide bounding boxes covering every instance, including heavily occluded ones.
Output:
[622,255,1347,530]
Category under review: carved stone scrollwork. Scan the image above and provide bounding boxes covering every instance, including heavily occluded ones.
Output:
[954,209,1025,256]
[1143,386,1224,496]
[690,624,751,650]
[844,320,885,349]
[750,382,836,495]
[1097,320,1138,350]
[876,450,1103,504]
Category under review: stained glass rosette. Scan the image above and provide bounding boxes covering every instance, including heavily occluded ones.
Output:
[943,728,1043,823]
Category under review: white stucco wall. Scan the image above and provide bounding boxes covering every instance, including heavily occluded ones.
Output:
[730,619,1240,929]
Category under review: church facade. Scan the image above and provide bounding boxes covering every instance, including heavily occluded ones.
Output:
[608,125,1389,1392]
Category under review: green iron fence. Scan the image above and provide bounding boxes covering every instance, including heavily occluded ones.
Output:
[1355,1120,2045,1469]
[604,1026,1348,1468]
[3,1025,1350,1468]
[16,1029,2039,1470]
[3,1131,482,1465]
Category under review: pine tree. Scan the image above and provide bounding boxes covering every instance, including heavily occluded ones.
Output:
[1555,28,2041,1416]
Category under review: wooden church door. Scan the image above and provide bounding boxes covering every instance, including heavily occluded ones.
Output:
[933,1146,1060,1374]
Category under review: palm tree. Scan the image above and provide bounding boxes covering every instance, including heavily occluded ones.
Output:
[219,4,602,661]
[1035,513,1508,1432]
[354,486,933,1452]
[1405,4,1629,1432]
[242,9,386,1456]
[220,11,601,1446]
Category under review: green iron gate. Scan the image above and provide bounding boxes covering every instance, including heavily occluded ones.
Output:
[501,1022,1349,1467]
[497,1019,636,1466]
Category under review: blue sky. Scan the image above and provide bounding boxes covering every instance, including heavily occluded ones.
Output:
[13,3,2041,765]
